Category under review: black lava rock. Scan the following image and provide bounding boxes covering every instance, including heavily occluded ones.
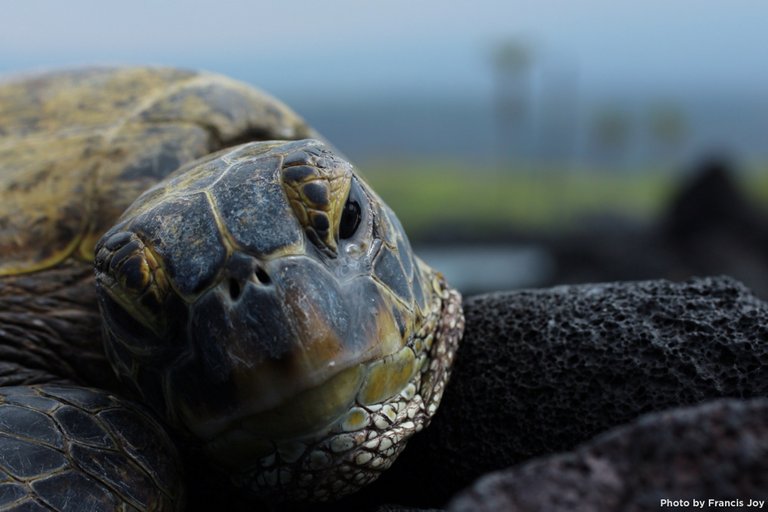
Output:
[373,507,443,512]
[366,276,768,507]
[448,398,768,512]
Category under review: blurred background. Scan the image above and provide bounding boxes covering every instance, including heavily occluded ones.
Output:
[3,1,767,296]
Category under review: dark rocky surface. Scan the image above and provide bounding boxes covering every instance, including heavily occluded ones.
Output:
[448,398,768,512]
[373,507,443,512]
[355,276,768,508]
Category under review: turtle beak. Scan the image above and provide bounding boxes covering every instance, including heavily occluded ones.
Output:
[168,252,407,444]
[170,253,352,438]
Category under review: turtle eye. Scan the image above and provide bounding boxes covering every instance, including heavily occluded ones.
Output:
[339,195,361,240]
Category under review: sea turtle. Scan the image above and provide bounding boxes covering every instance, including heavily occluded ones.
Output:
[0,67,464,510]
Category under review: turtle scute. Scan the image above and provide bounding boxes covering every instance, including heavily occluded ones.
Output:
[95,138,464,502]
[0,66,318,277]
[0,385,184,511]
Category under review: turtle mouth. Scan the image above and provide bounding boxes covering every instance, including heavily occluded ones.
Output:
[199,284,463,502]
[169,254,411,435]
[194,343,419,462]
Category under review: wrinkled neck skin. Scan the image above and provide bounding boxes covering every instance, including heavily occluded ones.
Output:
[0,260,119,390]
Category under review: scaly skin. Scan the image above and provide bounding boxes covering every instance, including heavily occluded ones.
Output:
[0,385,184,511]
[225,279,463,503]
[0,265,185,510]
[0,263,112,389]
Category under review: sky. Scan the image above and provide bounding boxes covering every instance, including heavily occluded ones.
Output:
[2,1,767,102]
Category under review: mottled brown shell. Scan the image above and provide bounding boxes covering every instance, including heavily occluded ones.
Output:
[0,67,318,276]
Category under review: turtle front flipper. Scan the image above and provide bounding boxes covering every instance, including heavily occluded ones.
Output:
[0,385,184,511]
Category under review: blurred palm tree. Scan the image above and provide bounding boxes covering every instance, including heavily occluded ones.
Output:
[591,106,631,166]
[648,102,688,162]
[492,39,534,165]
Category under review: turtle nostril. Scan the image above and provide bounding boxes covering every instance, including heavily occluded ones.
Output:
[228,278,242,300]
[254,266,271,285]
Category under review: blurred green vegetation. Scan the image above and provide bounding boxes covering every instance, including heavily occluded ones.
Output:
[362,160,768,237]
[749,167,768,204]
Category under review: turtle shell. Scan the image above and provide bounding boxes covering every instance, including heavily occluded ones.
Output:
[0,67,318,276]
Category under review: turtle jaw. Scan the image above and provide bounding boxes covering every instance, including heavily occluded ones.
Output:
[197,279,464,503]
[197,343,419,464]
[168,253,411,434]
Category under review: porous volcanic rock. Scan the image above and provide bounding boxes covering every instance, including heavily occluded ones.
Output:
[365,276,768,507]
[448,398,768,512]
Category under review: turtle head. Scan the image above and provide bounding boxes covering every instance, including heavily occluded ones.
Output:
[94,139,463,502]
